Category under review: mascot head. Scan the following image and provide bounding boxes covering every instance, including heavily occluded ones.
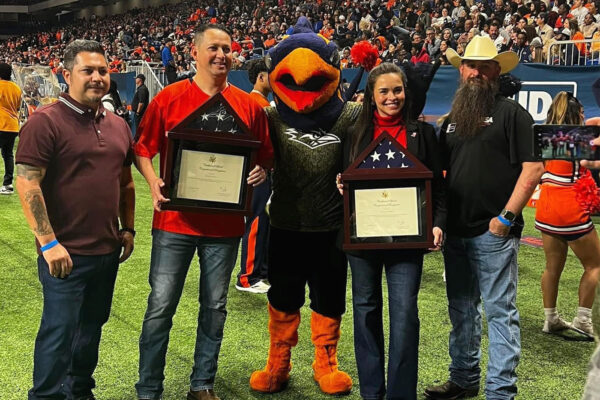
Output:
[266,17,343,131]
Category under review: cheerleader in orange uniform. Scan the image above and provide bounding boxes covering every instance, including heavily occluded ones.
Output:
[535,91,600,338]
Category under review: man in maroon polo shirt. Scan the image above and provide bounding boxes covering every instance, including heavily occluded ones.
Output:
[15,39,136,400]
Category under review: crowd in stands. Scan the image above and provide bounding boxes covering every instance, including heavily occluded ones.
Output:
[1,0,600,74]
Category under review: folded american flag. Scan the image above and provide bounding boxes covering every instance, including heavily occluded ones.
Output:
[358,139,415,169]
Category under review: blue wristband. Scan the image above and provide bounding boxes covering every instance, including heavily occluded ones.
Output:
[497,215,513,227]
[40,239,59,252]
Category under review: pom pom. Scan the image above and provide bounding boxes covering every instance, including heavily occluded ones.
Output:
[351,41,380,71]
[574,169,600,214]
[387,0,396,10]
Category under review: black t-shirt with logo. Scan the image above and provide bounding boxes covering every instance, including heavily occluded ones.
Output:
[440,95,535,238]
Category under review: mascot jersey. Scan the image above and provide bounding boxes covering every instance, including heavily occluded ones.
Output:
[266,102,360,232]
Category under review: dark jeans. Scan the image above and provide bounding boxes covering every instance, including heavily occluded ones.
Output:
[237,176,271,287]
[347,251,423,400]
[0,131,18,186]
[136,230,240,400]
[28,250,120,400]
[267,227,347,317]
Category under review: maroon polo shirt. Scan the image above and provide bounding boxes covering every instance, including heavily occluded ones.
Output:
[16,93,133,255]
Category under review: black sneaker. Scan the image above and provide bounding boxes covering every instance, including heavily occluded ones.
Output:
[424,380,479,399]
[0,185,13,195]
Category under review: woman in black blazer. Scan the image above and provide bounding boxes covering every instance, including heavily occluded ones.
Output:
[337,62,446,400]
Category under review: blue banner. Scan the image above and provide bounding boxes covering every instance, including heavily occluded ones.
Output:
[423,64,600,123]
[230,65,600,123]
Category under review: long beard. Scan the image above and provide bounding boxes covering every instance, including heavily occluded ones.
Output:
[449,78,498,139]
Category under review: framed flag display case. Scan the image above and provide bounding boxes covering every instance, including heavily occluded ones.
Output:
[341,132,434,250]
[161,92,261,215]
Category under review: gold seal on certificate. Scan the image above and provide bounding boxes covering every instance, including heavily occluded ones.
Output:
[177,150,245,204]
[354,187,420,238]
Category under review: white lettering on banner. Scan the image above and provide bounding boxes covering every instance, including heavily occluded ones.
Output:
[513,81,577,122]
[516,91,553,121]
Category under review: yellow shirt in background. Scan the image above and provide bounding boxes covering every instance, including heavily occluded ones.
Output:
[0,80,22,133]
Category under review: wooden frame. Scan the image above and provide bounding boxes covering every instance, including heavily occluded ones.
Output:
[160,92,261,215]
[341,132,434,250]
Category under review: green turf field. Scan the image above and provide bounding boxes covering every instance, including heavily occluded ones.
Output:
[0,158,595,400]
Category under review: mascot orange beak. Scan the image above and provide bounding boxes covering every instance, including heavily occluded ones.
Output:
[270,48,340,114]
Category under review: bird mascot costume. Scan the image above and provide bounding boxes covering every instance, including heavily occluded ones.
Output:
[249,17,360,396]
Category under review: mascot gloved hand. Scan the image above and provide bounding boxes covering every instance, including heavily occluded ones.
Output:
[249,17,360,396]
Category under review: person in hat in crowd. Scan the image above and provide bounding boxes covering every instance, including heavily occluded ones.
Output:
[424,35,544,400]
[0,62,22,195]
[131,73,149,136]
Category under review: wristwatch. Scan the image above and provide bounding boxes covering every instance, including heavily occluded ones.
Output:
[500,209,516,223]
[120,227,136,237]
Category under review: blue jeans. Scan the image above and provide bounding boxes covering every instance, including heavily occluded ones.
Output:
[348,251,423,400]
[136,229,240,400]
[28,250,120,400]
[444,231,521,400]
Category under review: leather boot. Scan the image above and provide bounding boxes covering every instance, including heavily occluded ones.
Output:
[249,304,300,393]
[311,311,353,395]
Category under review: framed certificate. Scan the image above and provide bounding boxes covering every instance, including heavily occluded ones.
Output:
[354,187,419,237]
[341,133,433,250]
[176,150,245,204]
[160,93,262,215]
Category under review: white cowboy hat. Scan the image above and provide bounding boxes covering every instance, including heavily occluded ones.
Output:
[446,35,519,74]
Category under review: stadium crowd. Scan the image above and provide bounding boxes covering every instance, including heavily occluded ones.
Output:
[1,0,600,74]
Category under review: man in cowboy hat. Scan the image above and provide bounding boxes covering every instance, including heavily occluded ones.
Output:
[424,36,544,400]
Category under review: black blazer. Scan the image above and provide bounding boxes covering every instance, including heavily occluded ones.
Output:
[343,119,447,231]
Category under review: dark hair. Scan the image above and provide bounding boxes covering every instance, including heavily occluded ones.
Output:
[107,79,123,109]
[194,24,232,45]
[0,63,11,80]
[63,39,105,71]
[350,63,411,161]
[538,12,548,23]
[247,58,268,85]
[546,91,583,124]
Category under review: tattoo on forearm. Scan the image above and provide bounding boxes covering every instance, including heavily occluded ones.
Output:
[17,164,45,182]
[25,190,54,236]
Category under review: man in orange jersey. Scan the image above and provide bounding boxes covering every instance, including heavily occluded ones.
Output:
[236,58,273,294]
[0,63,22,195]
[134,24,273,400]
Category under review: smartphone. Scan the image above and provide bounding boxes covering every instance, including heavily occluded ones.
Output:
[533,124,600,161]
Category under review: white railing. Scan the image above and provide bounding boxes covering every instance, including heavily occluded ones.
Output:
[127,60,164,100]
[546,38,600,66]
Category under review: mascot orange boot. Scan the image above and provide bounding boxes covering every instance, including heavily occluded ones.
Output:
[311,312,352,394]
[250,304,300,392]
